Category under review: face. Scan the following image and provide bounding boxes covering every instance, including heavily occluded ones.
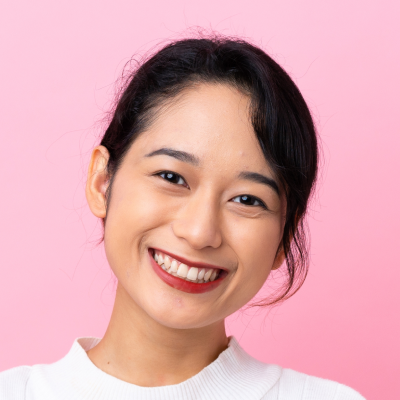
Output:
[88,83,285,329]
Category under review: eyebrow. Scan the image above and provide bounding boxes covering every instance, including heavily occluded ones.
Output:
[238,171,279,194]
[145,147,279,194]
[144,148,200,166]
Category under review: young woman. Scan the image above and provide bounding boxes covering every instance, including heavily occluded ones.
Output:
[0,36,366,399]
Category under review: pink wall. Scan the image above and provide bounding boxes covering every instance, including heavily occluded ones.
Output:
[1,1,399,399]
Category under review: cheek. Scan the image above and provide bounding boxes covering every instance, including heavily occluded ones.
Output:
[225,216,282,299]
[103,178,171,276]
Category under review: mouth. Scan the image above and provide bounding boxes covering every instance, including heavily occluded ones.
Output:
[148,248,228,294]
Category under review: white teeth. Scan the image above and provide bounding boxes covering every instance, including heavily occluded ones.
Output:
[170,260,178,273]
[204,269,213,281]
[210,270,217,281]
[153,250,223,284]
[177,263,189,278]
[164,256,171,270]
[198,268,205,280]
[187,267,198,281]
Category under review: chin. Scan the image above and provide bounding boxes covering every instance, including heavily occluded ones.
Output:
[141,293,222,330]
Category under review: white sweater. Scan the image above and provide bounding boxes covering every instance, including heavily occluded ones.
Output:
[0,336,366,400]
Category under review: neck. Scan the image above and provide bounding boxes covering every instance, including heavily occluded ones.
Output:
[87,283,229,387]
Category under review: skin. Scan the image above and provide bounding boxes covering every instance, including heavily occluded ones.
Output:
[85,83,286,387]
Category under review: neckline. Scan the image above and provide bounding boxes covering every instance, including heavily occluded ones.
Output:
[53,336,282,399]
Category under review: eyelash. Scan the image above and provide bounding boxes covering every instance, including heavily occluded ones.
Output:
[155,170,268,210]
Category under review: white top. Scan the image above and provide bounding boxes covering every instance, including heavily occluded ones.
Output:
[0,336,366,400]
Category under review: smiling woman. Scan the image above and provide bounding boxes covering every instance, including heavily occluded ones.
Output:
[0,36,365,399]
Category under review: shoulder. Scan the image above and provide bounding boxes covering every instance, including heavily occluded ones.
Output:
[0,365,32,400]
[271,368,366,400]
[227,338,366,400]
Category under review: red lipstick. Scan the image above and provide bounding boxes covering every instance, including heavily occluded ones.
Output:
[148,249,227,294]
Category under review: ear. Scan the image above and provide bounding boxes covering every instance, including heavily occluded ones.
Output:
[271,246,285,270]
[85,146,110,219]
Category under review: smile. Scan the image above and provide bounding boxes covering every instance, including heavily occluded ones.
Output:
[149,248,227,294]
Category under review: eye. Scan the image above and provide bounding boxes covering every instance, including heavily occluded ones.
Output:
[156,171,189,188]
[231,195,267,209]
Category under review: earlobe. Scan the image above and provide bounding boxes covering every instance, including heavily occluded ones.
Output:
[271,247,285,270]
[85,146,110,219]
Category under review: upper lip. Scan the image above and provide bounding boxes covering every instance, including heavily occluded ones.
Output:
[151,248,227,271]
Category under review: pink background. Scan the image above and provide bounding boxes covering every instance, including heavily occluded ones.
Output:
[1,1,399,399]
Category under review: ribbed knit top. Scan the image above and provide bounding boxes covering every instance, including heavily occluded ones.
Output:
[0,336,366,400]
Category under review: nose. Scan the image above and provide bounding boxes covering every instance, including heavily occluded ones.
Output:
[171,190,223,250]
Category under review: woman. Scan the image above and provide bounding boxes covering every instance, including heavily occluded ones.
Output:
[0,36,366,399]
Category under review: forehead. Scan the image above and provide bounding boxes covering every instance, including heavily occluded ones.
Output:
[134,83,272,174]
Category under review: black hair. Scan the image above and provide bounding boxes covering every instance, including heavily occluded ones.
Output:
[99,35,318,306]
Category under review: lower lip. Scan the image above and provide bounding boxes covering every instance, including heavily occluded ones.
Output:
[148,249,226,294]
